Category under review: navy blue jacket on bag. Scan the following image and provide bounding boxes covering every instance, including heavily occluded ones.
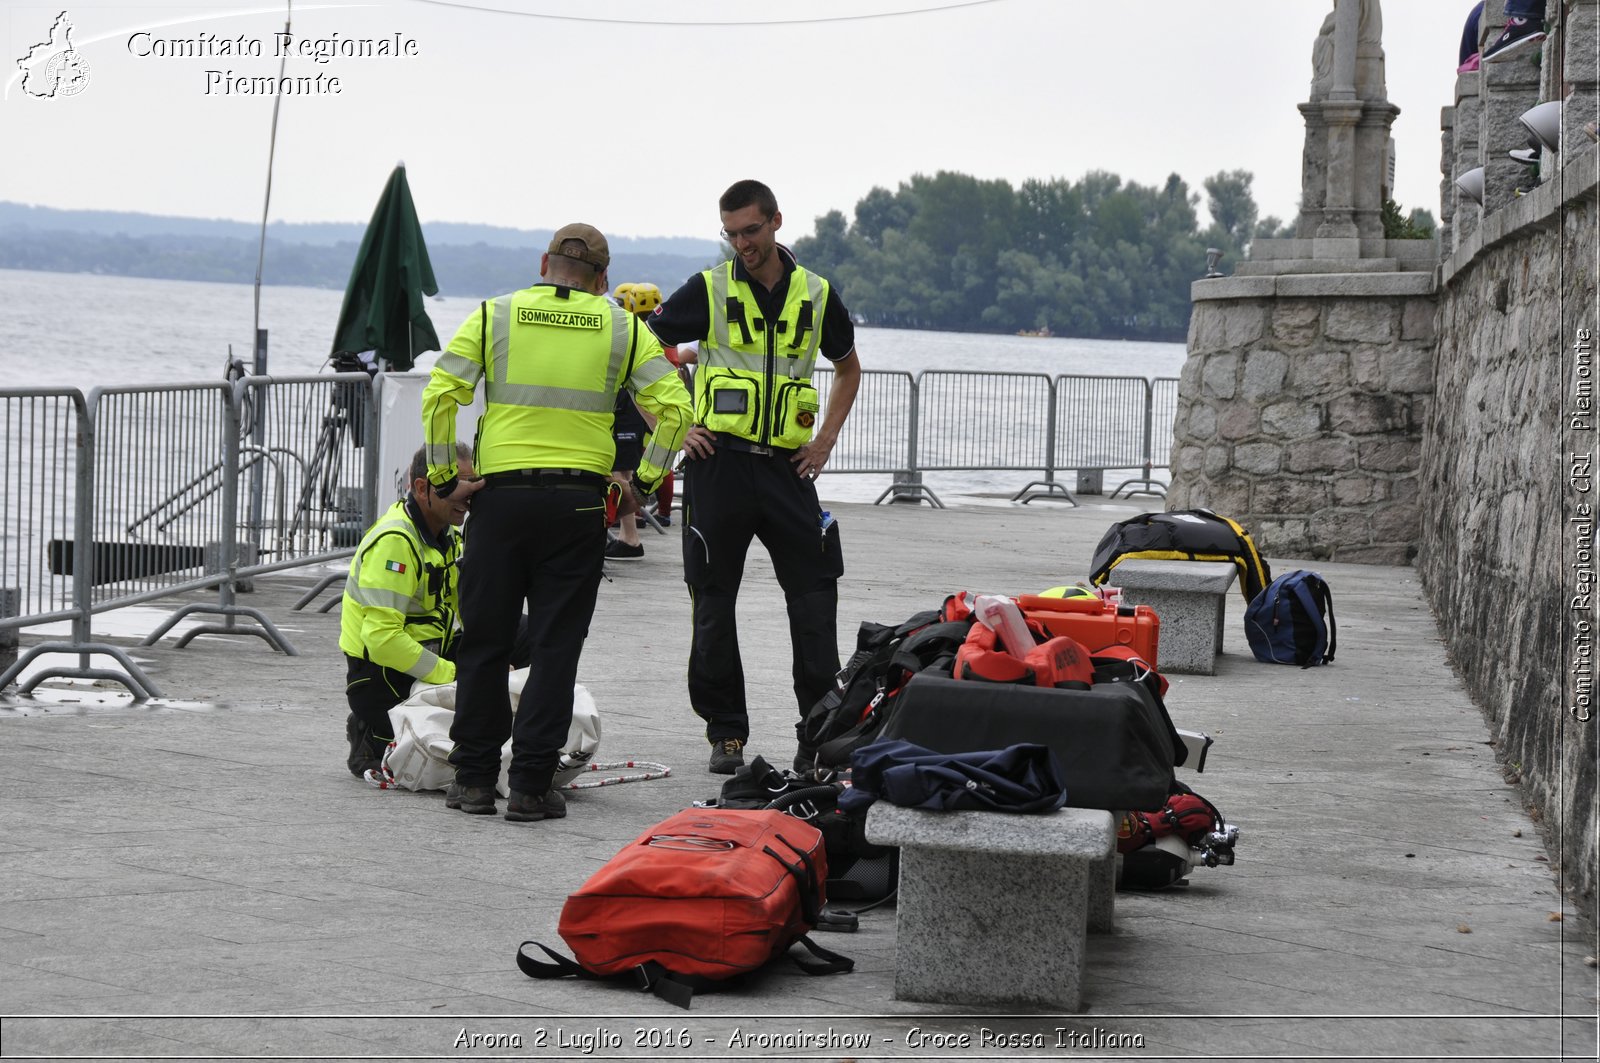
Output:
[839,740,1068,814]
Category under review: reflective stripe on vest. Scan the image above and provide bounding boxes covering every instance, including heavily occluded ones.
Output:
[342,513,453,667]
[434,349,482,386]
[424,441,455,469]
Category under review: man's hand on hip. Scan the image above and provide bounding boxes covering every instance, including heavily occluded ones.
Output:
[682,425,718,460]
[792,435,837,480]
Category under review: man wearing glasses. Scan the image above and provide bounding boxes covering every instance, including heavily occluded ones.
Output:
[646,179,863,776]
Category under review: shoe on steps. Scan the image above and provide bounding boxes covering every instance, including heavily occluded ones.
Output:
[1482,17,1545,63]
[445,782,497,815]
[505,788,567,822]
[709,738,746,775]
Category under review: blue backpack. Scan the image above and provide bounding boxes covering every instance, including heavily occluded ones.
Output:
[1244,570,1336,667]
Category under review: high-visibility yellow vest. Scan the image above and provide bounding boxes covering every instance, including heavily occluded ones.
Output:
[423,285,688,486]
[696,261,829,449]
[338,499,460,684]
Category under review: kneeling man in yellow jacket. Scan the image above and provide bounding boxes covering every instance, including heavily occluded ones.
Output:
[339,444,481,776]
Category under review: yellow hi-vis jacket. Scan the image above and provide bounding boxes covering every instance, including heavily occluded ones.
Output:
[338,498,461,685]
[422,285,690,488]
[695,261,829,449]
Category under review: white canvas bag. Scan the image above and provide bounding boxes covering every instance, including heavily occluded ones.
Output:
[380,668,601,795]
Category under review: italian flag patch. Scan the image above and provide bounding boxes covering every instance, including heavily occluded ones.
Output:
[385,561,406,574]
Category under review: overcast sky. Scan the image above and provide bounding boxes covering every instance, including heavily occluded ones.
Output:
[3,0,1466,243]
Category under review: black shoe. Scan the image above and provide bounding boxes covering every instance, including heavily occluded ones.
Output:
[605,539,644,561]
[505,788,567,822]
[1483,17,1545,63]
[445,782,497,815]
[345,713,383,777]
[709,738,746,775]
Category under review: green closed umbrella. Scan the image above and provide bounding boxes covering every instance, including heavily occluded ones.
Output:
[330,163,440,372]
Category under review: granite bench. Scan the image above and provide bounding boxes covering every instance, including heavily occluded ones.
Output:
[1113,559,1239,675]
[863,804,1116,1010]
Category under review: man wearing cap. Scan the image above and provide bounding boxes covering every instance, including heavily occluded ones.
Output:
[646,179,862,776]
[421,223,692,821]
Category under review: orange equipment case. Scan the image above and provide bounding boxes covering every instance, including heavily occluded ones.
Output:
[1015,594,1161,669]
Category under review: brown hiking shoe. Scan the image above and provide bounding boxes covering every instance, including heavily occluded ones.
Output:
[505,788,567,823]
[708,738,745,775]
[444,782,497,815]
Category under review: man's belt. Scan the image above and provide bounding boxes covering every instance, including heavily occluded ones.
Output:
[713,433,797,458]
[482,468,607,490]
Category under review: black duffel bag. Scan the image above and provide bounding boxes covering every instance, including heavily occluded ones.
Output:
[880,673,1176,812]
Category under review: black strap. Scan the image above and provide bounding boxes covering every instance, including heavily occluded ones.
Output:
[726,297,753,345]
[634,960,709,1010]
[1314,577,1337,664]
[764,835,821,926]
[516,940,592,981]
[1168,778,1226,832]
[516,932,851,1012]
[516,942,706,1010]
[888,620,974,678]
[788,299,814,349]
[789,934,854,976]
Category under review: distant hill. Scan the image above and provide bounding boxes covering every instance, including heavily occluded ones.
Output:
[0,202,723,294]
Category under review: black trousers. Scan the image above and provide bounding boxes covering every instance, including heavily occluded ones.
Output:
[681,447,844,746]
[448,482,606,794]
[346,650,438,740]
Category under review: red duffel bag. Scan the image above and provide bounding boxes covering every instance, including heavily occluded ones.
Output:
[517,809,852,1007]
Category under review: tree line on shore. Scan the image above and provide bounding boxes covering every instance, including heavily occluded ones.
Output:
[791,169,1431,342]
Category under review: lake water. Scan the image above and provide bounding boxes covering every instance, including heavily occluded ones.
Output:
[0,268,1187,503]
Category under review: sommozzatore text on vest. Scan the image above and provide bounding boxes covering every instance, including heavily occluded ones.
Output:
[125,30,420,94]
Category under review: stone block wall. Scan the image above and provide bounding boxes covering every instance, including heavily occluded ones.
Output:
[1423,149,1599,915]
[1169,284,1436,563]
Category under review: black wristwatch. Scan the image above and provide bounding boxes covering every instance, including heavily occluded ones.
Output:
[432,476,459,499]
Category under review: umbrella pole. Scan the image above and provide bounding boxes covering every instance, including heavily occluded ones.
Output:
[247,0,293,549]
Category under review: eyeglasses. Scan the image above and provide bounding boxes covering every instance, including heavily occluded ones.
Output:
[719,218,771,242]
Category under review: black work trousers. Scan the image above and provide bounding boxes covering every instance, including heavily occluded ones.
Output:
[346,646,443,740]
[681,446,844,747]
[448,482,606,795]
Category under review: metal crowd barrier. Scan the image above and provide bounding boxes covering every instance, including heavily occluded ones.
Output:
[1,364,1172,699]
[0,374,377,697]
[813,369,927,503]
[817,368,1176,506]
[239,373,381,616]
[0,389,161,697]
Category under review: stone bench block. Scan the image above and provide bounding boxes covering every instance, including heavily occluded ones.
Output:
[1113,559,1239,675]
[864,804,1116,1010]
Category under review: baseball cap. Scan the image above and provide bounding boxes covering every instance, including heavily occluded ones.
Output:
[548,223,610,270]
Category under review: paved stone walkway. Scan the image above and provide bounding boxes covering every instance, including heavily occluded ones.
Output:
[2,498,1595,1061]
